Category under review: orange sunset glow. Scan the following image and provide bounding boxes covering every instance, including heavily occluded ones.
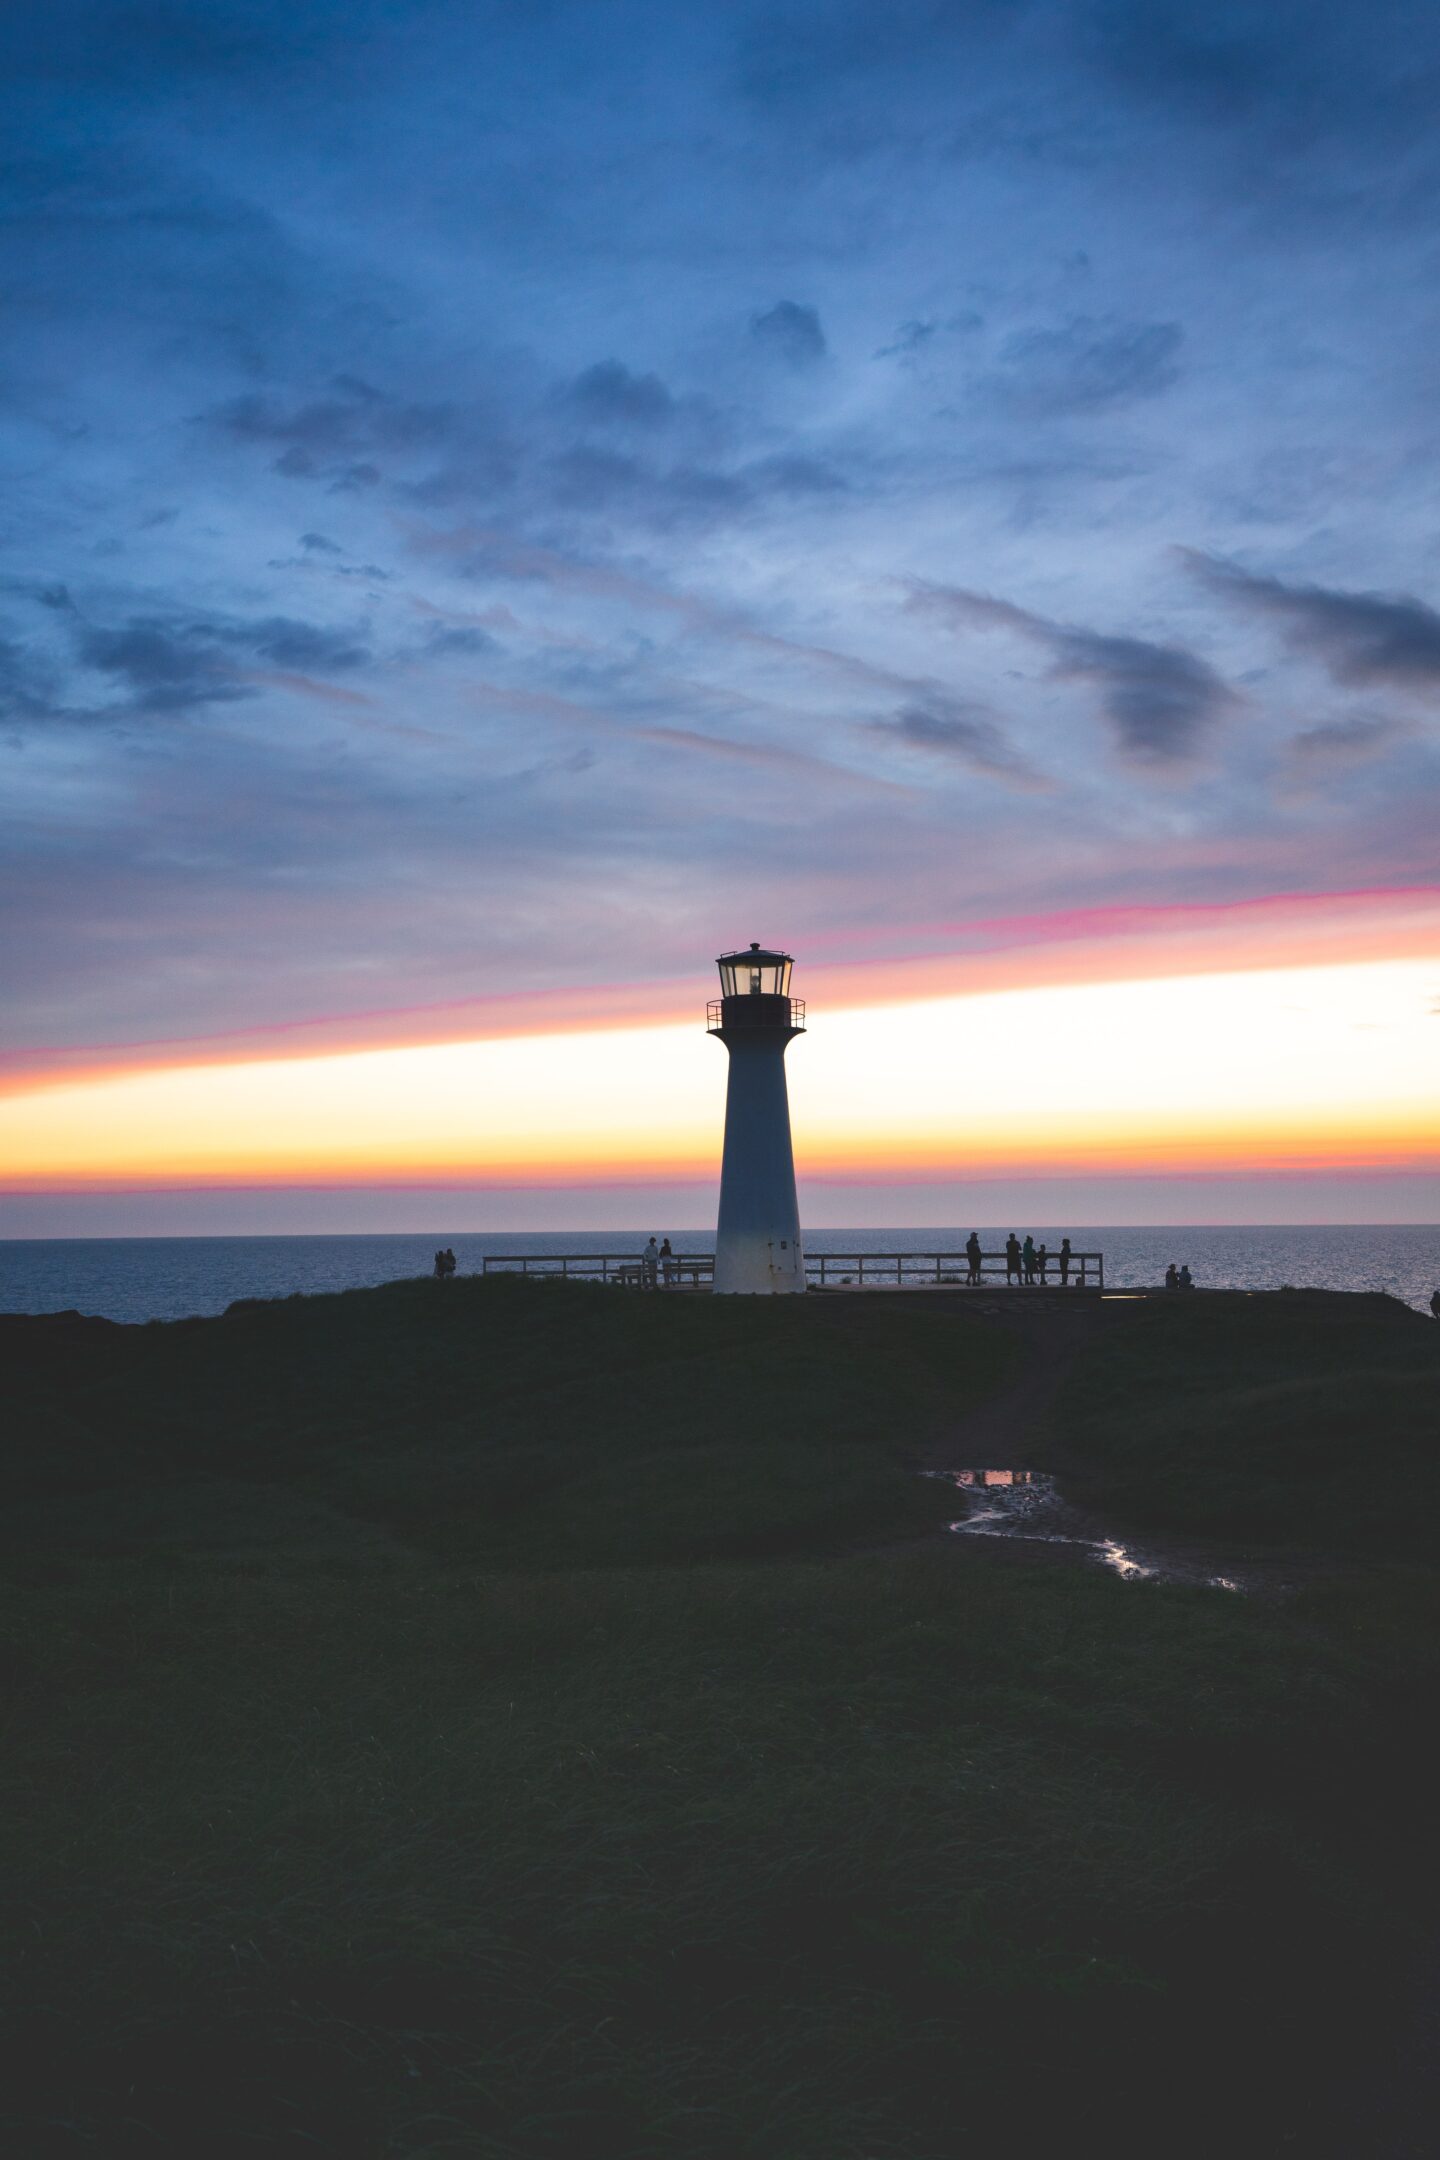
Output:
[5,941,1435,1198]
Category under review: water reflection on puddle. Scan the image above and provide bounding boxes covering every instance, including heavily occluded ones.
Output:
[932,1470,1240,1591]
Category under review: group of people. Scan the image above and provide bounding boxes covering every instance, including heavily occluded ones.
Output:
[1164,1263,1195,1291]
[988,1232,1073,1287]
[642,1236,677,1287]
[432,1247,458,1280]
[954,1233,1079,1286]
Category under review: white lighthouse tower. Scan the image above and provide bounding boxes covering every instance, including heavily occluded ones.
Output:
[708,943,807,1295]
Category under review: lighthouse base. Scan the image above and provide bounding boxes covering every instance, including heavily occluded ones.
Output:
[712,1235,807,1296]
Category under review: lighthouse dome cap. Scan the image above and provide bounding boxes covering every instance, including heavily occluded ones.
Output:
[716,942,793,967]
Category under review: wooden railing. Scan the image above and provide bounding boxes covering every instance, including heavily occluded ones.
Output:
[479,1252,709,1283]
[479,1249,1104,1290]
[806,1250,1103,1290]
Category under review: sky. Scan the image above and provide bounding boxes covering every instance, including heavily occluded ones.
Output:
[2,0,1438,1234]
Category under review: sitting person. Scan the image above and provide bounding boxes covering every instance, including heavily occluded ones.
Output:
[1178,1263,1193,1290]
[1164,1263,1179,1291]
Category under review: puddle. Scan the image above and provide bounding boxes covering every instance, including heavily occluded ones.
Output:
[930,1470,1248,1591]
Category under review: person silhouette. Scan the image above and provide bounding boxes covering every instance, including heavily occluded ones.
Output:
[1021,1234,1036,1286]
[1178,1264,1193,1291]
[1035,1242,1048,1285]
[1432,1289,1440,1320]
[643,1236,660,1289]
[659,1237,675,1288]
[1058,1237,1072,1288]
[965,1231,983,1286]
[1005,1233,1021,1286]
[1165,1264,1178,1291]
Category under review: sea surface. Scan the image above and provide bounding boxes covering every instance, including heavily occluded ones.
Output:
[1,1226,1435,1323]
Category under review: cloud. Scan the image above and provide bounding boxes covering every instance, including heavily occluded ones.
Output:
[869,696,1048,789]
[750,300,826,365]
[422,625,499,659]
[0,635,58,726]
[991,316,1184,414]
[75,619,252,712]
[907,582,1234,764]
[207,376,458,482]
[300,531,342,553]
[71,610,369,715]
[1185,553,1440,690]
[743,454,848,497]
[1289,715,1412,769]
[876,319,940,359]
[874,311,983,360]
[212,617,370,671]
[537,441,848,530]
[565,360,675,427]
[1047,629,1230,762]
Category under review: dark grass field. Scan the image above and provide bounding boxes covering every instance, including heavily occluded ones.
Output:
[1057,1287,1440,1553]
[2,1279,1437,2157]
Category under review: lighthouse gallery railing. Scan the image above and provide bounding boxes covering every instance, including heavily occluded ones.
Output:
[706,997,805,1032]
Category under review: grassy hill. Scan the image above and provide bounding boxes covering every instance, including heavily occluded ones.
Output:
[4,1276,1015,1569]
[2,1279,1437,2157]
[1058,1288,1440,1552]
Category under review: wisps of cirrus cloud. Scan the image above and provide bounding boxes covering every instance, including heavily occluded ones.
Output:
[867,695,1053,791]
[1183,552,1440,691]
[0,583,376,727]
[203,346,852,532]
[987,316,1184,414]
[904,581,1236,766]
[1289,715,1413,768]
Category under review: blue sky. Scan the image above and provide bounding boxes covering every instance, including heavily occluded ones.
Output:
[1,0,1438,1230]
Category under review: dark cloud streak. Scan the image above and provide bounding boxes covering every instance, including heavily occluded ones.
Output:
[868,696,1049,790]
[1186,553,1440,690]
[906,582,1234,765]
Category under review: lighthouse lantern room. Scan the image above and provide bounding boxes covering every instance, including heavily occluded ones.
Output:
[707,943,807,1295]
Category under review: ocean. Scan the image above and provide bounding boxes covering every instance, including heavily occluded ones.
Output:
[1,1226,1435,1323]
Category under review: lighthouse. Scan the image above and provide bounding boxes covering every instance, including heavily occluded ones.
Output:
[707,943,807,1295]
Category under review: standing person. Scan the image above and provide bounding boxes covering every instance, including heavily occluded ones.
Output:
[433,1249,447,1280]
[965,1231,983,1287]
[659,1237,675,1288]
[1021,1234,1036,1286]
[643,1236,660,1289]
[1005,1233,1021,1286]
[1035,1242,1048,1286]
[1058,1237,1072,1288]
